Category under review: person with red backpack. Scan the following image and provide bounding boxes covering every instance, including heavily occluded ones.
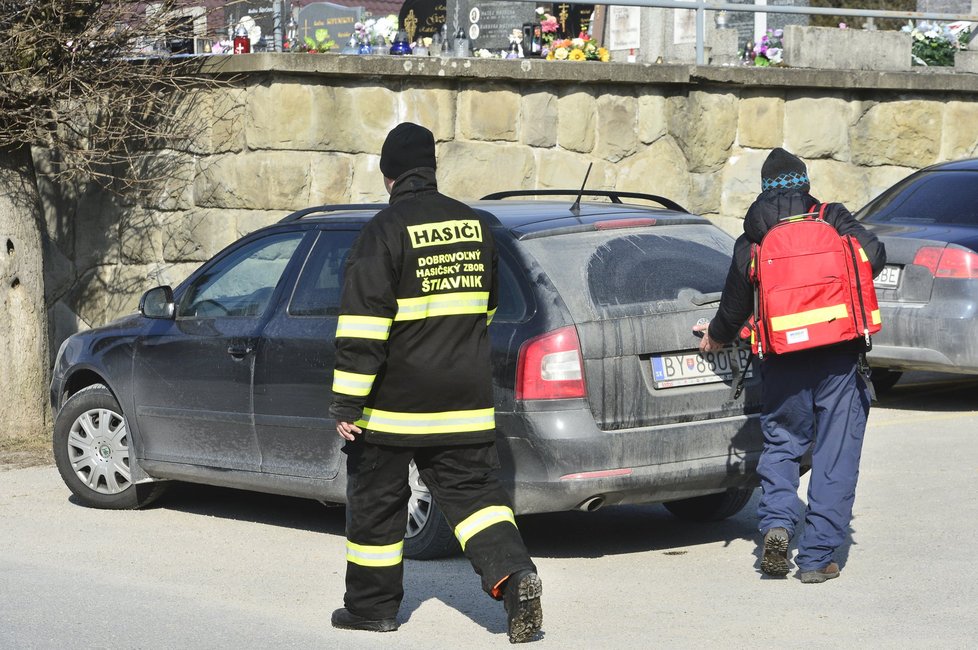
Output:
[694,148,886,583]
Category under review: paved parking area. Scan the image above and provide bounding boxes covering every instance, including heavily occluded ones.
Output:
[2,374,977,648]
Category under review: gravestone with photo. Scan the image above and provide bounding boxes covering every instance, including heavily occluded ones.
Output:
[226,0,281,51]
[446,0,538,52]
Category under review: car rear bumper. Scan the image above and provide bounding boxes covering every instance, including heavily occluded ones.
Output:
[868,299,978,373]
[496,404,763,515]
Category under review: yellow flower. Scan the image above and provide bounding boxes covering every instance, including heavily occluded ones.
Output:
[598,47,610,62]
[546,51,555,60]
[554,47,569,60]
[569,48,586,61]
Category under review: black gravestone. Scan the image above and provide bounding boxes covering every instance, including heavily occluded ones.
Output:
[551,3,595,39]
[400,0,448,44]
[296,2,362,46]
[226,1,279,51]
[447,0,539,52]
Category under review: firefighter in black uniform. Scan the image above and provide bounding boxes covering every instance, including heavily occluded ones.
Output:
[329,123,542,643]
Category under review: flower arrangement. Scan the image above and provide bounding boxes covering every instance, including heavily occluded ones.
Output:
[545,35,610,62]
[355,14,398,47]
[302,28,335,53]
[902,20,972,66]
[742,28,783,66]
[536,7,559,48]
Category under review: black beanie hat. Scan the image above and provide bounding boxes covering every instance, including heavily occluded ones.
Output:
[761,147,810,192]
[380,122,436,180]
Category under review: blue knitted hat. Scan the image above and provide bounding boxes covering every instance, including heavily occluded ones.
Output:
[761,148,810,192]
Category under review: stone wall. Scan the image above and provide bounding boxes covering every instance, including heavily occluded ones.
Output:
[42,53,978,349]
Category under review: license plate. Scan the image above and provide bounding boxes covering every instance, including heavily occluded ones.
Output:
[651,347,753,389]
[874,265,901,289]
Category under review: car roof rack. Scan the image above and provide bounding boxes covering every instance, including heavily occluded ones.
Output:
[278,204,382,223]
[480,190,689,214]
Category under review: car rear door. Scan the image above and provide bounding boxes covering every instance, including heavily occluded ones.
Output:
[253,227,360,483]
[133,230,308,471]
[518,223,762,433]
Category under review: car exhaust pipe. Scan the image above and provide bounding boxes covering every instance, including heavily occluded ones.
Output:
[577,496,605,512]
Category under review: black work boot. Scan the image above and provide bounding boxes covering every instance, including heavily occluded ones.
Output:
[330,607,398,632]
[503,570,543,643]
[760,527,791,577]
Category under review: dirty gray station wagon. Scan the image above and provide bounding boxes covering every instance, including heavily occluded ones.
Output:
[51,190,763,558]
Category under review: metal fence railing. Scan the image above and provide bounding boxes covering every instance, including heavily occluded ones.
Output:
[517,1,978,65]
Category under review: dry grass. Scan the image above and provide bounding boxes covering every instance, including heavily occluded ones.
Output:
[0,435,53,470]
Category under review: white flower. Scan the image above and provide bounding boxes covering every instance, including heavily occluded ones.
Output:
[536,7,544,16]
[571,37,585,48]
[767,47,782,64]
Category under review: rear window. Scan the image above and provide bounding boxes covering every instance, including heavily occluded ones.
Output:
[520,225,734,319]
[860,170,978,225]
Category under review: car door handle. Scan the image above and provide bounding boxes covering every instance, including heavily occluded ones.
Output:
[227,344,254,358]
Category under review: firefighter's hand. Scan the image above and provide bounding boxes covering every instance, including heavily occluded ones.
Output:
[336,420,362,441]
[693,322,725,353]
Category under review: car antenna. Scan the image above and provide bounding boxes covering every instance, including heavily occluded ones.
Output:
[570,162,593,217]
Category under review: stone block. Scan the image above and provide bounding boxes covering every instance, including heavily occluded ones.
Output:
[437,141,535,200]
[74,188,122,270]
[248,84,397,154]
[738,95,784,150]
[162,209,237,263]
[349,154,387,203]
[234,211,284,239]
[954,49,978,73]
[669,91,737,173]
[688,171,722,216]
[521,91,558,148]
[720,148,769,220]
[807,159,870,210]
[784,25,911,71]
[534,150,617,191]
[616,136,690,207]
[458,86,520,142]
[557,90,596,154]
[134,152,195,211]
[595,95,638,163]
[942,101,978,160]
[851,100,942,167]
[120,210,163,264]
[194,152,351,211]
[784,97,850,160]
[210,87,246,154]
[399,86,457,142]
[637,91,669,144]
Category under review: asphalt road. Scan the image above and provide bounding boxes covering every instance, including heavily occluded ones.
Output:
[2,373,977,649]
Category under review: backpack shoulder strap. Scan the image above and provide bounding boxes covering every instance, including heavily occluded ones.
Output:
[817,202,828,220]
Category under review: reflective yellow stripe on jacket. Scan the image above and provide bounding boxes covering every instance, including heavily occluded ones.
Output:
[355,407,495,435]
[770,304,849,332]
[454,505,517,551]
[332,370,376,397]
[395,292,490,321]
[336,315,392,341]
[346,540,403,567]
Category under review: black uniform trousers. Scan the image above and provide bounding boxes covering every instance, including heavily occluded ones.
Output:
[342,438,536,619]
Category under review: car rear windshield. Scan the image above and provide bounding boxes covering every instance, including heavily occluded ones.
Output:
[859,170,978,225]
[520,224,734,319]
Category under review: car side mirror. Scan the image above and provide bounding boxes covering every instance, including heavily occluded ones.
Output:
[139,285,175,320]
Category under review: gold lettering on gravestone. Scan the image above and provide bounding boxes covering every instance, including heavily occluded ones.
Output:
[405,10,418,42]
[426,4,447,30]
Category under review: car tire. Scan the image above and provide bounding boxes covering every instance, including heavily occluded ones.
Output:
[663,487,754,522]
[870,368,902,396]
[403,461,460,560]
[53,384,166,510]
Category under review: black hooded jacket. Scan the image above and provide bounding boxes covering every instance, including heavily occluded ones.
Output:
[329,167,500,446]
[707,188,887,348]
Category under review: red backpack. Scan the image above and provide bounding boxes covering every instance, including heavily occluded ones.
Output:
[746,203,881,358]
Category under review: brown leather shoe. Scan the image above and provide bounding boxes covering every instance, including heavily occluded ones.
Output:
[799,562,840,584]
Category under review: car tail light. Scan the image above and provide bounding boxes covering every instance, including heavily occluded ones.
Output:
[516,326,587,400]
[913,246,978,279]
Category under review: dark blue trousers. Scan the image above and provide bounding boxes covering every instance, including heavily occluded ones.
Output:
[757,350,871,571]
